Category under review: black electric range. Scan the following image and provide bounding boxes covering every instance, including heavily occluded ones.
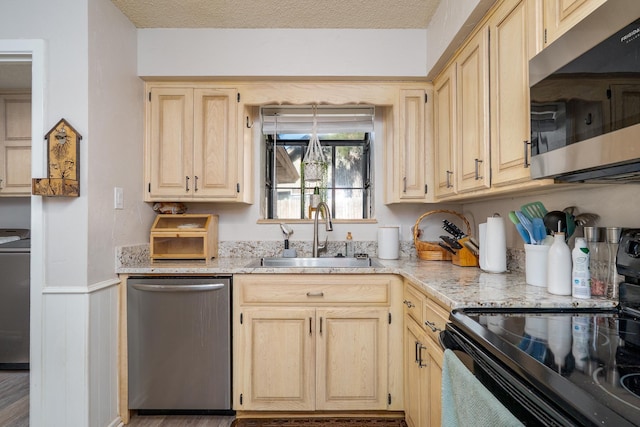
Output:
[442,229,640,426]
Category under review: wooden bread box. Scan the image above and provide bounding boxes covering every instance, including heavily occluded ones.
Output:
[150,214,218,261]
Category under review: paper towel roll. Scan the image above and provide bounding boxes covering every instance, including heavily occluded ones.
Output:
[377,226,399,259]
[481,216,507,273]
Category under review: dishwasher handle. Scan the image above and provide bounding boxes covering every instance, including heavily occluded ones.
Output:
[131,283,226,292]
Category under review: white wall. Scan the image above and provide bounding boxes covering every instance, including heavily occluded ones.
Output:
[138,29,428,77]
[87,0,147,284]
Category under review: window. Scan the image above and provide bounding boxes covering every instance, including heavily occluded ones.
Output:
[265,133,371,220]
[261,104,375,220]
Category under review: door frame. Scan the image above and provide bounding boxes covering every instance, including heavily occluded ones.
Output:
[0,38,46,426]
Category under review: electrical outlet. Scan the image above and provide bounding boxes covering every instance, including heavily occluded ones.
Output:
[114,187,124,209]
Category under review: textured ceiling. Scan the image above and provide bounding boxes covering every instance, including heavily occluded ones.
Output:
[111,0,441,29]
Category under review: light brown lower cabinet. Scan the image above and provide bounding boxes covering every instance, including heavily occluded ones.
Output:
[233,274,403,413]
[403,280,446,427]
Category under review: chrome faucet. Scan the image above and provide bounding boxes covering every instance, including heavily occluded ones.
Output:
[312,201,333,257]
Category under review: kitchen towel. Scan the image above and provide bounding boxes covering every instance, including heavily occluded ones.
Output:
[377,226,399,259]
[479,216,507,273]
[441,349,524,427]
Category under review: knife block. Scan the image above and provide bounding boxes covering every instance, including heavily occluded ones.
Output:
[452,246,479,267]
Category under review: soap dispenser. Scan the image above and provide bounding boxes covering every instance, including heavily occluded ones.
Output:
[345,232,354,257]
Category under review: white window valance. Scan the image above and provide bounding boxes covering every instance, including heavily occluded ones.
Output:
[261,105,375,134]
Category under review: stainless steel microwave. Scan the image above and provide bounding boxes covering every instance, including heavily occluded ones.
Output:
[529,0,640,183]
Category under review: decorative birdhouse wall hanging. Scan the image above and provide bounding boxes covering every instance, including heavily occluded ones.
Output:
[32,118,81,197]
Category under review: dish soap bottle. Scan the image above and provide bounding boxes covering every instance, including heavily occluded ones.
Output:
[345,232,353,257]
[547,231,572,295]
[572,238,590,299]
[310,186,321,208]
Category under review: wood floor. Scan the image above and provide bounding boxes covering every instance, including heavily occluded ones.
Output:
[0,370,29,427]
[127,414,235,427]
[0,370,234,427]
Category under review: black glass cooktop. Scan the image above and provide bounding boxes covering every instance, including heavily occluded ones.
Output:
[454,308,640,425]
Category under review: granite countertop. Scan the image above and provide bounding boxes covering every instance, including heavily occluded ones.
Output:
[117,255,618,312]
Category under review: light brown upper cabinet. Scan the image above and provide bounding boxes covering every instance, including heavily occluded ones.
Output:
[385,89,430,203]
[489,0,533,186]
[0,93,31,197]
[433,65,457,199]
[432,0,555,201]
[456,26,491,194]
[543,0,606,47]
[145,85,251,203]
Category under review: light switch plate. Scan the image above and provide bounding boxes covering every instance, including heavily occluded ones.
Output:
[114,187,124,209]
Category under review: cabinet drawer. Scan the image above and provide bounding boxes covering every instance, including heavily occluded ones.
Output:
[237,274,392,305]
[424,299,449,342]
[403,283,427,326]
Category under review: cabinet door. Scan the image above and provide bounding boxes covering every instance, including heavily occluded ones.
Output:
[404,319,429,427]
[456,27,490,193]
[193,88,238,199]
[147,87,194,200]
[0,94,31,196]
[490,0,533,186]
[396,89,428,201]
[433,65,457,199]
[426,338,444,427]
[238,308,315,411]
[316,307,388,411]
[544,0,606,46]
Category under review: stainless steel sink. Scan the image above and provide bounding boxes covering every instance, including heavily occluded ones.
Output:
[246,257,384,268]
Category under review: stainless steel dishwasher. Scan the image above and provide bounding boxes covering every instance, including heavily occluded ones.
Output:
[127,276,232,413]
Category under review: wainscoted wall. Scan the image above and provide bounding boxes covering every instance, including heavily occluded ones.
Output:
[40,282,120,427]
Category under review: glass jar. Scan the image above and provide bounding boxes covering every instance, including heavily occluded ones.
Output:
[605,227,623,299]
[584,226,608,297]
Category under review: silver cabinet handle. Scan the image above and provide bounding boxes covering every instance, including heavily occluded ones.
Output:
[185,176,190,192]
[523,140,531,168]
[306,292,324,297]
[403,299,415,308]
[131,283,225,292]
[417,342,427,368]
[446,170,453,188]
[424,320,442,333]
[194,175,199,192]
[474,159,483,180]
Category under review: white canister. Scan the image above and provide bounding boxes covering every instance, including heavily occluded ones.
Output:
[377,226,400,260]
[524,243,550,287]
